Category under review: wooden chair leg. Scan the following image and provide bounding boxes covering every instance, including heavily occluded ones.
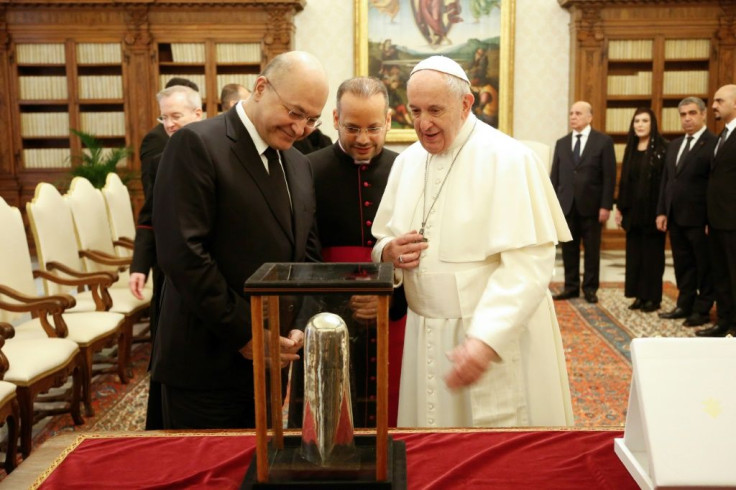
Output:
[117,323,131,384]
[3,400,19,474]
[81,348,94,417]
[15,387,33,459]
[70,365,84,426]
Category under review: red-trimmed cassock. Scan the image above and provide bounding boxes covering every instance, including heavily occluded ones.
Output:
[308,143,406,427]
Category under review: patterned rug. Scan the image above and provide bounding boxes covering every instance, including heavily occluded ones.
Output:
[2,282,700,478]
[554,280,697,427]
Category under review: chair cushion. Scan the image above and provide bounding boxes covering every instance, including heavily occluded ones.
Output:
[0,380,17,406]
[12,311,124,346]
[3,338,79,386]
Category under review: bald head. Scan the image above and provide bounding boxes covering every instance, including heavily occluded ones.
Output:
[569,100,593,133]
[712,84,736,125]
[245,51,329,150]
[262,51,329,95]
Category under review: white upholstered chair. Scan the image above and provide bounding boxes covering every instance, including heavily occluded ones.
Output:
[0,196,126,416]
[1,321,83,459]
[520,139,553,174]
[101,172,136,258]
[0,325,19,473]
[27,182,149,376]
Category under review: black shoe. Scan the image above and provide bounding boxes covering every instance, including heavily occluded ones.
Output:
[658,307,690,319]
[583,291,598,304]
[683,313,710,327]
[553,289,579,301]
[695,323,732,337]
[628,298,643,310]
[640,301,660,313]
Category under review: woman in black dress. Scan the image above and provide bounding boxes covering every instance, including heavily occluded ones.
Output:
[615,107,667,312]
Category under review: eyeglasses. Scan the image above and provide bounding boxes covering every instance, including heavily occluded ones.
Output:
[339,123,386,136]
[157,113,190,124]
[266,79,322,128]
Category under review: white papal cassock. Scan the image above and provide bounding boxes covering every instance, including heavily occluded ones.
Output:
[372,114,574,428]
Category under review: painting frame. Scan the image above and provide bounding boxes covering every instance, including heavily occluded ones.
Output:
[355,0,515,143]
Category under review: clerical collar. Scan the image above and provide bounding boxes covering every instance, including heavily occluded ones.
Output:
[338,140,375,165]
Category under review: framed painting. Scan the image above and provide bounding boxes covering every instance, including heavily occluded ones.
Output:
[355,0,516,143]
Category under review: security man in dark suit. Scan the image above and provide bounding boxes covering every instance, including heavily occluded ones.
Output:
[700,84,736,337]
[152,51,328,429]
[550,101,617,303]
[656,97,716,327]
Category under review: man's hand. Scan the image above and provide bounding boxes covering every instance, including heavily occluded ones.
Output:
[614,209,623,228]
[240,329,304,368]
[129,272,147,300]
[381,231,429,270]
[656,215,667,232]
[349,295,378,323]
[598,208,611,224]
[444,337,499,389]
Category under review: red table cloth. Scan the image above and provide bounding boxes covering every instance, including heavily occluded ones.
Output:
[35,429,636,489]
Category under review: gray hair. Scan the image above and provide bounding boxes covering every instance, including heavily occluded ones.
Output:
[336,77,389,115]
[678,96,706,112]
[440,72,471,98]
[156,85,202,110]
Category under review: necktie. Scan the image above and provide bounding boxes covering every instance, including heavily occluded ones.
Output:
[716,127,729,155]
[264,147,292,229]
[573,134,582,164]
[677,135,693,166]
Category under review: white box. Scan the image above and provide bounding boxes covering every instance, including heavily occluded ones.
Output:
[614,338,736,489]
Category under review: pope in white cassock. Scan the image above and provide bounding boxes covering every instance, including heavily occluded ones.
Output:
[371,56,575,428]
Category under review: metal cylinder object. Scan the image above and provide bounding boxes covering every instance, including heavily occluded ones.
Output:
[300,312,355,466]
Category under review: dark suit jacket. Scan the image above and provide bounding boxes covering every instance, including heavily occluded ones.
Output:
[131,124,168,275]
[550,128,617,217]
[657,130,716,227]
[151,107,321,390]
[708,127,736,230]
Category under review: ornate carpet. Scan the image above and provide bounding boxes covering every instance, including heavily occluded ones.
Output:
[553,280,696,427]
[3,281,700,478]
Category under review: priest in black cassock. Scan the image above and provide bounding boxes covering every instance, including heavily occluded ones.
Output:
[307,76,406,427]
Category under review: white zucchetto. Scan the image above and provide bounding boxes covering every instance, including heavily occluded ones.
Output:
[410,55,470,84]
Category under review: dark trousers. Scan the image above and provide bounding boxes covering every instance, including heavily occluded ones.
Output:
[669,221,714,315]
[145,265,164,430]
[561,205,602,293]
[624,227,665,303]
[709,227,736,327]
[161,383,256,429]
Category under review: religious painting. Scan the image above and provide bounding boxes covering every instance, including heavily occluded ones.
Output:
[355,0,516,143]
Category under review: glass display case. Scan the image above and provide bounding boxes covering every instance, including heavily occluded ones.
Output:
[242,262,405,489]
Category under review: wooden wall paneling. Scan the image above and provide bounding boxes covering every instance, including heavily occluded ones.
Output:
[0,0,305,231]
[0,5,20,207]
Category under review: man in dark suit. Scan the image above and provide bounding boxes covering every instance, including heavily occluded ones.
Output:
[129,78,201,430]
[151,51,328,429]
[700,84,736,337]
[550,101,616,303]
[656,97,715,327]
[220,83,250,111]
